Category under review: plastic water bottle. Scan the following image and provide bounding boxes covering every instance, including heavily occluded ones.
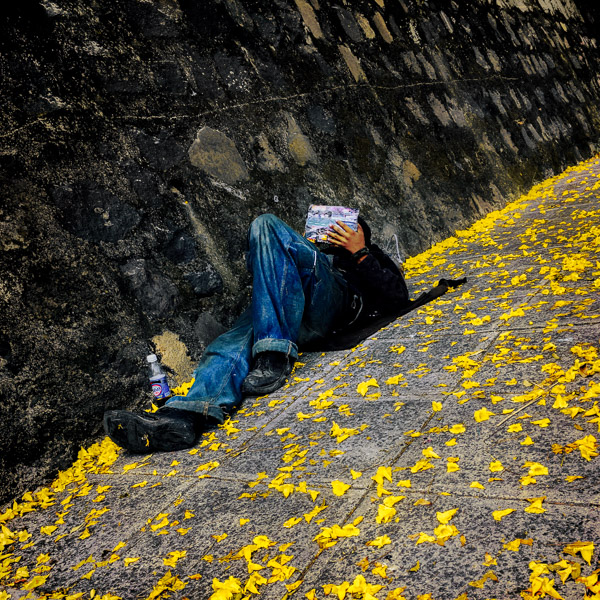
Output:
[147,354,171,403]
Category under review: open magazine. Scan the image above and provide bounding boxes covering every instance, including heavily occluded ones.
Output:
[304,205,359,242]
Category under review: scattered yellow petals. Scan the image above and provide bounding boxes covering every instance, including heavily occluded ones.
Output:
[314,522,360,549]
[163,550,187,567]
[563,541,595,565]
[22,575,48,590]
[371,466,393,485]
[469,570,498,588]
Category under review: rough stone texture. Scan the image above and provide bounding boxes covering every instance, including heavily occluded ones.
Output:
[1,158,599,600]
[1,0,600,503]
[188,127,249,184]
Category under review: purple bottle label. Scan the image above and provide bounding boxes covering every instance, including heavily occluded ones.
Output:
[151,376,171,399]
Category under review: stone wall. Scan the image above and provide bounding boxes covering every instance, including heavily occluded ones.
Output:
[1,0,599,503]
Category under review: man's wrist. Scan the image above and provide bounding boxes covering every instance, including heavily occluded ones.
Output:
[352,247,369,262]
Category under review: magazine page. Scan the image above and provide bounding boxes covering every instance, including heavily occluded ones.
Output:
[304,205,359,242]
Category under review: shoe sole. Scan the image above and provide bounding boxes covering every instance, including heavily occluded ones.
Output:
[241,370,291,396]
[103,411,196,453]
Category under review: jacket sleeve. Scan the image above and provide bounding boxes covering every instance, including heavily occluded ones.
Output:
[350,246,410,310]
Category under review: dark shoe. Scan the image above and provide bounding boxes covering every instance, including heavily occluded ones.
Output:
[103,406,198,453]
[241,351,293,396]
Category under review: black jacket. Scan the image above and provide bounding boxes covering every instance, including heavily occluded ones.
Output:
[325,244,409,318]
[308,218,466,351]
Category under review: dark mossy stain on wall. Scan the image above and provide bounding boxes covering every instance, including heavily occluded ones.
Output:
[1,0,599,503]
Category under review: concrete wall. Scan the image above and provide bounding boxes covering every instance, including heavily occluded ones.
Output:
[1,0,599,503]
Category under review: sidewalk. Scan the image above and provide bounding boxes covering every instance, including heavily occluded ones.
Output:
[1,157,599,600]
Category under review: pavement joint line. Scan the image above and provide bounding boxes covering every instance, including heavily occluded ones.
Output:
[351,486,600,509]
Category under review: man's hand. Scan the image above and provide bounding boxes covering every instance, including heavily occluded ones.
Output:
[327,221,366,255]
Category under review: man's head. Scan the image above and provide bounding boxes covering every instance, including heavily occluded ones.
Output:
[358,216,372,247]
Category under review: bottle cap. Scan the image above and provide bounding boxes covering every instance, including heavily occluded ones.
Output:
[147,354,158,362]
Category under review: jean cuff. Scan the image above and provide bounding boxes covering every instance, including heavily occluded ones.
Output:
[165,397,226,424]
[252,338,298,360]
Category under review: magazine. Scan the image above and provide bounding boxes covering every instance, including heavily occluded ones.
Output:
[304,205,359,242]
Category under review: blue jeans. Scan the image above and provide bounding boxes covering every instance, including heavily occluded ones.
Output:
[166,214,351,422]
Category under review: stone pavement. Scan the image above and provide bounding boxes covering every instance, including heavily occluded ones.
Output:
[2,158,600,600]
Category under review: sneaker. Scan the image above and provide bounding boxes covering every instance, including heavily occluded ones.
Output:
[103,406,198,453]
[241,351,294,396]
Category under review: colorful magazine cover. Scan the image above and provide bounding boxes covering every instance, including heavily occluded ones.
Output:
[304,205,359,242]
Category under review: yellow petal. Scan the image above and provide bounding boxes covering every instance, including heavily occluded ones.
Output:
[449,424,466,434]
[474,408,495,422]
[366,535,392,548]
[492,508,515,521]
[357,378,379,396]
[283,517,302,528]
[524,497,546,514]
[436,508,458,524]
[331,480,350,496]
[422,447,441,459]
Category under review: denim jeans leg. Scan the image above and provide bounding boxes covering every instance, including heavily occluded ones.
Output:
[165,308,253,422]
[246,213,348,359]
[166,214,350,421]
[297,256,350,347]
